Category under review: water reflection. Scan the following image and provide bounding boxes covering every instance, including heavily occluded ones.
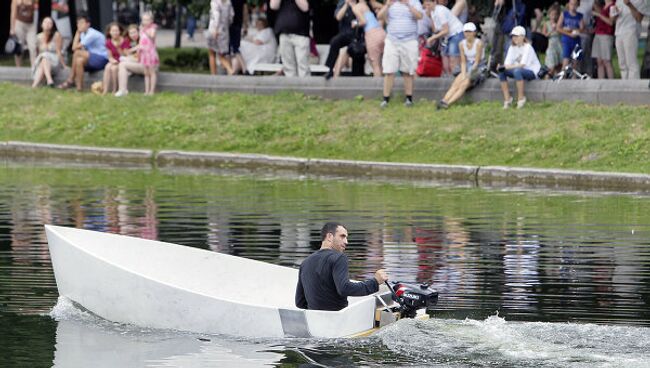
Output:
[2,166,650,326]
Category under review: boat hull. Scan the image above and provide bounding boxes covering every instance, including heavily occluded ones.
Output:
[45,225,377,338]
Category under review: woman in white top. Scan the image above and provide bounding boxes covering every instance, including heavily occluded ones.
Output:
[233,18,277,74]
[437,22,483,109]
[498,26,541,109]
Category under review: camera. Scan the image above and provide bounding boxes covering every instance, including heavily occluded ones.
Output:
[497,65,506,73]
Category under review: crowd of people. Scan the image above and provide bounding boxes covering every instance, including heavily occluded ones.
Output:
[9,0,159,95]
[7,0,650,105]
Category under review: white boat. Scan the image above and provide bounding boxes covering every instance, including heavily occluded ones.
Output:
[45,225,436,338]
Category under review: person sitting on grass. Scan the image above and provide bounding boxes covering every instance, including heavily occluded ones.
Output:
[102,22,130,95]
[498,26,541,109]
[32,17,66,88]
[436,22,484,109]
[556,0,584,74]
[57,14,108,91]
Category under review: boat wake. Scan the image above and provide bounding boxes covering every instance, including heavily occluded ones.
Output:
[374,315,650,367]
[49,297,650,367]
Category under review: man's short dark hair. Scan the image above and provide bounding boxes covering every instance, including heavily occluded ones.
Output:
[321,222,346,241]
[77,13,91,23]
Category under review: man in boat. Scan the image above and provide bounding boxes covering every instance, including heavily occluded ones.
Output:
[295,222,389,311]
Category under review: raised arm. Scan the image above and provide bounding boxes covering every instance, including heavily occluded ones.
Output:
[377,0,391,21]
[296,0,309,12]
[10,0,17,35]
[403,0,423,20]
[270,0,281,11]
[623,0,645,22]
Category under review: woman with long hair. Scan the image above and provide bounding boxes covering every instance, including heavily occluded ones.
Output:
[32,17,66,88]
[102,22,130,95]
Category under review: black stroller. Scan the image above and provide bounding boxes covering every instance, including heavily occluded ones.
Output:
[553,43,591,81]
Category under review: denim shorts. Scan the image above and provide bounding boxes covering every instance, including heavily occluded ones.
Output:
[85,52,108,72]
[444,32,464,57]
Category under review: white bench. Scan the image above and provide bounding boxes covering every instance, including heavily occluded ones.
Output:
[255,44,331,75]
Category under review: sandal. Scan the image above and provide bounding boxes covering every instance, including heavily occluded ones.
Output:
[57,80,73,89]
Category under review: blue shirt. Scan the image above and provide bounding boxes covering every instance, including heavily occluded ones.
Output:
[386,0,423,42]
[561,10,583,43]
[80,27,107,58]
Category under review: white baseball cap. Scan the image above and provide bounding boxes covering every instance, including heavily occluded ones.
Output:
[462,22,477,32]
[510,26,526,37]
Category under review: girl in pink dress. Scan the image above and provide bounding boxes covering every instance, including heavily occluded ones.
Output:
[138,12,159,95]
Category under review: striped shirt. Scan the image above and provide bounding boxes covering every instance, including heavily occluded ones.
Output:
[386,0,424,42]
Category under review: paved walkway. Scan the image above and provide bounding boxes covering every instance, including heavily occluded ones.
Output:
[156,29,207,49]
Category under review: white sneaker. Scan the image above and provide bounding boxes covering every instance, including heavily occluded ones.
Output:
[114,90,128,97]
[380,100,388,108]
[517,97,527,109]
[503,97,513,109]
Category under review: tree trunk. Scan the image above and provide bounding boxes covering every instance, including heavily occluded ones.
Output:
[641,22,650,78]
[174,0,182,48]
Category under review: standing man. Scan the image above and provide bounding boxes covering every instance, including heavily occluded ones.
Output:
[270,0,311,77]
[57,14,107,91]
[377,0,424,108]
[613,0,650,79]
[295,222,389,311]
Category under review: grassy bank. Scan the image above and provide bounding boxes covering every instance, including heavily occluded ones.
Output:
[1,82,649,173]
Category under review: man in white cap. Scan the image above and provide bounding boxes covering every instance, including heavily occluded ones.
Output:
[497,25,540,109]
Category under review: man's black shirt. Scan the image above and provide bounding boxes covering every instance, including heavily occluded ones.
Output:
[295,249,379,311]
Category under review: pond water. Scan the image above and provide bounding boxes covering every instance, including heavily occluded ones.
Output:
[1,163,650,367]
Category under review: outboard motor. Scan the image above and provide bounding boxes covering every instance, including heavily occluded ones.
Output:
[386,281,438,318]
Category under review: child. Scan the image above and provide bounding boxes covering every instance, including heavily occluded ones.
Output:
[139,11,159,95]
[207,0,234,75]
[556,0,584,72]
[543,3,562,77]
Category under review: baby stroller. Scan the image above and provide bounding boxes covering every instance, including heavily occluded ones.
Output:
[553,43,590,81]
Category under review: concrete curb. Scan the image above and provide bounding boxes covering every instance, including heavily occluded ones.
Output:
[2,141,650,191]
[2,66,649,105]
[478,166,650,190]
[156,150,308,171]
[2,141,153,164]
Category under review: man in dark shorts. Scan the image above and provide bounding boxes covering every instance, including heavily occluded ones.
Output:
[58,14,107,91]
[295,222,389,311]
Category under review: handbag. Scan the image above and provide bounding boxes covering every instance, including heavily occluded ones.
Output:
[4,35,23,55]
[347,28,366,59]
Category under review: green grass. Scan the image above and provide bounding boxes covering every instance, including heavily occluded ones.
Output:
[1,82,650,173]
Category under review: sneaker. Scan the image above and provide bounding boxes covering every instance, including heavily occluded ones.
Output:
[436,100,448,110]
[114,90,128,97]
[380,100,389,108]
[517,97,527,109]
[503,97,513,109]
[324,71,334,81]
[404,99,413,107]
